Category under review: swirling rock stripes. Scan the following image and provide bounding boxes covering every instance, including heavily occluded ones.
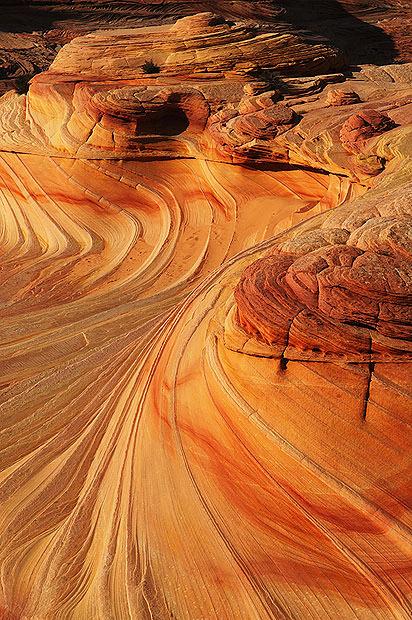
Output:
[0,149,410,618]
[0,151,345,618]
[0,154,330,375]
[95,229,411,619]
[0,10,411,620]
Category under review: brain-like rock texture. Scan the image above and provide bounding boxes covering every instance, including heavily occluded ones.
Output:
[340,109,397,153]
[235,207,412,359]
[0,5,411,620]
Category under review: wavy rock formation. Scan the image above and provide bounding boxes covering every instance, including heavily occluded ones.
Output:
[0,31,58,97]
[0,0,410,103]
[0,12,344,160]
[234,176,412,360]
[0,6,411,620]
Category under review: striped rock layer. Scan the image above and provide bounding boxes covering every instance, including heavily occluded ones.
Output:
[0,10,411,620]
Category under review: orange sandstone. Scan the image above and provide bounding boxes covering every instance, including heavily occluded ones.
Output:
[0,8,411,620]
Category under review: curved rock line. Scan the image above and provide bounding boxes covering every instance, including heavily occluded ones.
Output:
[0,10,411,620]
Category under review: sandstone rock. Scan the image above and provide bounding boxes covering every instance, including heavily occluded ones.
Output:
[325,88,361,106]
[234,168,412,361]
[340,109,397,153]
[0,6,411,620]
[243,81,275,96]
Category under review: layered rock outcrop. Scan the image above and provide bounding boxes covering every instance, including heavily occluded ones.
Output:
[0,7,411,620]
[0,12,344,159]
[340,109,397,153]
[234,177,412,361]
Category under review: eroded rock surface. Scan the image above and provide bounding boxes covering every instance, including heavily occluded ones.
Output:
[0,7,411,620]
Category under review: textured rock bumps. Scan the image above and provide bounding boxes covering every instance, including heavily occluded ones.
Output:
[235,238,412,360]
[325,89,361,106]
[234,170,412,361]
[340,109,397,153]
[207,93,298,160]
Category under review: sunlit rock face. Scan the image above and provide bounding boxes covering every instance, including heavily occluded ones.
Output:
[0,6,411,620]
[340,109,398,153]
[234,178,412,360]
[0,12,344,159]
[325,88,362,106]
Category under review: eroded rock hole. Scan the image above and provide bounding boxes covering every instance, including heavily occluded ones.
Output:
[138,107,189,136]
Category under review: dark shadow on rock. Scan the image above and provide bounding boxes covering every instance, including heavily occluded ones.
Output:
[243,160,331,176]
[0,2,68,31]
[139,108,190,136]
[272,0,397,66]
[0,1,397,67]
